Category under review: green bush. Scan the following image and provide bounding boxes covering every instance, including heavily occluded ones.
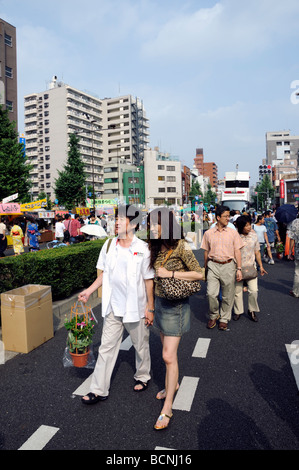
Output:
[0,239,106,300]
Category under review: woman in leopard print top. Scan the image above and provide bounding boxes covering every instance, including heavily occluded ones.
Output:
[146,207,203,430]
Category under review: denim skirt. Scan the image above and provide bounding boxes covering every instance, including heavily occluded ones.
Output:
[154,296,191,337]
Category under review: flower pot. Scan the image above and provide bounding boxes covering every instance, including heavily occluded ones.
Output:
[69,349,89,368]
[276,253,283,260]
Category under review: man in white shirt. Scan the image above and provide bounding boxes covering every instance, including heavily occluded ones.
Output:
[78,205,155,404]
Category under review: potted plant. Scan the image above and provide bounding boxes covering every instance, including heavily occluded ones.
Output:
[275,242,284,260]
[64,304,96,368]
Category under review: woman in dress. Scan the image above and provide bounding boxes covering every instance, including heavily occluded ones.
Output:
[233,215,267,322]
[26,217,41,252]
[10,220,24,255]
[147,207,203,430]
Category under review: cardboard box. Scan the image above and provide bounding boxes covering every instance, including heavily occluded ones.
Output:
[1,285,54,353]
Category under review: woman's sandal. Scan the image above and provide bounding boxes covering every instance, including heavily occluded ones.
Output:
[156,384,179,400]
[134,380,149,392]
[154,413,173,430]
[81,392,108,405]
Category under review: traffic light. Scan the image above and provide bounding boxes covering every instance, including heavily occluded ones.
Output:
[259,164,272,179]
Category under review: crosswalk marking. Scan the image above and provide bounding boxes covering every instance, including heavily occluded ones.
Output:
[285,343,299,390]
[120,335,133,351]
[172,376,199,411]
[72,374,92,396]
[18,425,59,450]
[192,338,211,358]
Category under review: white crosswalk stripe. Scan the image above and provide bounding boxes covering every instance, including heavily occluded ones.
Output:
[285,342,299,390]
[192,338,211,358]
[172,376,199,412]
[18,425,59,450]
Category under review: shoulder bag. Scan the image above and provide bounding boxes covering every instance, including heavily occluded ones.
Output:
[241,265,258,281]
[159,249,201,300]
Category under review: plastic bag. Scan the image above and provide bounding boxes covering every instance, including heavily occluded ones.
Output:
[63,301,98,369]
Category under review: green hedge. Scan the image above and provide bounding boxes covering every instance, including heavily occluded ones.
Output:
[0,239,106,300]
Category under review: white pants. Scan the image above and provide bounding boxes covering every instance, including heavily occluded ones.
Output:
[234,277,260,314]
[90,312,151,397]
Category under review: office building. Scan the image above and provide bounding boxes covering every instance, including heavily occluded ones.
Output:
[194,148,218,188]
[0,19,18,126]
[266,131,299,166]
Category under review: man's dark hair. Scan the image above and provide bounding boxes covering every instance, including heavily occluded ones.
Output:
[216,205,230,220]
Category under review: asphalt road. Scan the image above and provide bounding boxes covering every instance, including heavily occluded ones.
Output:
[0,250,298,455]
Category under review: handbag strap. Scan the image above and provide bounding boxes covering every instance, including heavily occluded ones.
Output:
[161,249,173,267]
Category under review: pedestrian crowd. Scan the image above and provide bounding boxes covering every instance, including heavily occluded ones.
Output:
[75,202,299,433]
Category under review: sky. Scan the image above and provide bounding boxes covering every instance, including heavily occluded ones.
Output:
[2,0,299,185]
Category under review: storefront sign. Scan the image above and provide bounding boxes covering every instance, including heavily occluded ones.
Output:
[38,211,55,219]
[20,199,47,211]
[2,193,18,204]
[76,207,90,216]
[0,203,21,214]
[279,179,285,199]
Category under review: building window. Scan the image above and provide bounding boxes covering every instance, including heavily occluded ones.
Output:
[167,176,176,182]
[5,66,13,78]
[4,33,12,47]
[6,100,13,112]
[158,187,165,192]
[158,165,165,170]
[158,176,165,181]
[167,187,176,192]
[166,166,175,171]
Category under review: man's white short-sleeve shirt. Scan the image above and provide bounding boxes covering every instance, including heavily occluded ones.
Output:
[97,236,154,323]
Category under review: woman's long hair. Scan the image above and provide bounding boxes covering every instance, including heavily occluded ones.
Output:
[146,207,184,268]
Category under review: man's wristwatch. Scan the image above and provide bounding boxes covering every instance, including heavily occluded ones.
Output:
[237,267,242,271]
[148,309,155,313]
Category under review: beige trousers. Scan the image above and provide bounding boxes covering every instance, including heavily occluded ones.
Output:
[207,261,236,323]
[293,259,299,297]
[234,277,260,314]
[90,311,151,397]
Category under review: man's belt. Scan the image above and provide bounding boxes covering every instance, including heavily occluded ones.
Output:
[209,258,233,265]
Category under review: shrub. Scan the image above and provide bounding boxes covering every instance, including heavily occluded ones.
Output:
[0,239,106,300]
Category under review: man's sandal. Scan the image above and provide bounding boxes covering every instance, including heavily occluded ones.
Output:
[154,413,173,430]
[81,392,108,405]
[134,380,149,392]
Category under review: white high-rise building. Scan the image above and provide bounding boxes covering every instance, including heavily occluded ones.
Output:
[101,95,150,166]
[24,76,103,201]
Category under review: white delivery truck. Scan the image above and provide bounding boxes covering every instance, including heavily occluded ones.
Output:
[220,171,250,212]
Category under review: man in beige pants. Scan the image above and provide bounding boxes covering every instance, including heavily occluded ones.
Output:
[201,206,244,331]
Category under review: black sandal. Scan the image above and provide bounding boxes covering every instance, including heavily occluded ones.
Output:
[134,380,149,392]
[81,392,108,405]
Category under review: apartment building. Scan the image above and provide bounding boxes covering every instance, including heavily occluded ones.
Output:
[144,147,182,207]
[24,77,103,200]
[101,95,150,166]
[0,19,18,126]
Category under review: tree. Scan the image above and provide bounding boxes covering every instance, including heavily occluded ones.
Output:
[0,105,32,202]
[252,175,275,211]
[204,183,217,206]
[189,181,203,203]
[54,134,86,210]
